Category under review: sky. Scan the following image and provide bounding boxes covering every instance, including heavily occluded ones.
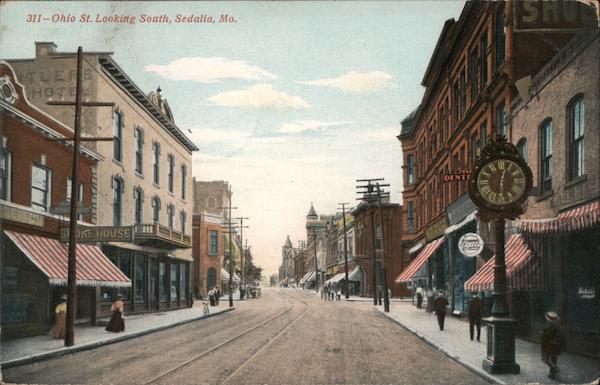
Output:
[0,1,466,276]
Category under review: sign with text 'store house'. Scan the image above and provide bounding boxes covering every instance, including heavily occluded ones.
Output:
[60,226,134,243]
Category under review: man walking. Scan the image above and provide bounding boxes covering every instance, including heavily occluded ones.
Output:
[416,285,424,309]
[434,290,448,331]
[468,294,482,341]
[542,311,564,379]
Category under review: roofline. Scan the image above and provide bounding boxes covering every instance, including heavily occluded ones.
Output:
[98,56,198,152]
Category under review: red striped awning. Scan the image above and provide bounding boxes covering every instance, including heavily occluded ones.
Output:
[519,200,600,233]
[5,231,131,287]
[464,234,532,292]
[395,237,444,283]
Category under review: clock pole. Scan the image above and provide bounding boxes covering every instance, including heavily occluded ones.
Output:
[470,135,531,375]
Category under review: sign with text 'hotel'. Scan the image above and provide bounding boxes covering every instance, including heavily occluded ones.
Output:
[60,226,134,243]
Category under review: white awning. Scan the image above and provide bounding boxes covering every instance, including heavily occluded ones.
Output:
[445,211,477,235]
[299,271,312,285]
[324,272,345,285]
[348,266,363,281]
[221,267,230,281]
[306,271,316,282]
[408,242,424,255]
[233,272,241,282]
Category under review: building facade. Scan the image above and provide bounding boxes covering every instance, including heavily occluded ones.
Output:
[7,43,198,316]
[279,235,295,287]
[192,210,223,298]
[0,62,130,339]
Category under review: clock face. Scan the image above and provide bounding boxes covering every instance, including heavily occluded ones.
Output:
[476,159,527,207]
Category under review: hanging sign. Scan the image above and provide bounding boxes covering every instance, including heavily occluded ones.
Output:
[577,287,596,299]
[458,233,484,257]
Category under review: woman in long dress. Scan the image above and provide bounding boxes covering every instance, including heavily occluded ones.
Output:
[51,295,67,339]
[105,294,125,333]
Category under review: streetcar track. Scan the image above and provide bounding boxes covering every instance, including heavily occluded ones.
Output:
[143,291,307,385]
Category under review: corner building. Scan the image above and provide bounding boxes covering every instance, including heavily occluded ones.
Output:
[7,43,199,317]
[396,1,596,313]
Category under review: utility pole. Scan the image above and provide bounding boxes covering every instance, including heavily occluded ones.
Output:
[298,240,305,286]
[310,229,319,293]
[357,178,389,307]
[219,189,236,308]
[375,183,391,313]
[230,217,248,299]
[47,47,114,346]
[338,203,352,299]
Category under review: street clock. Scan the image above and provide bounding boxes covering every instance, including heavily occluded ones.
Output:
[469,135,532,221]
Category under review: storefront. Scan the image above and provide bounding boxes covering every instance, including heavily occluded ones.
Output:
[395,237,444,291]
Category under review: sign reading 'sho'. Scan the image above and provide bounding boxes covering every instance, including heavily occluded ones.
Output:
[60,226,134,243]
[458,233,484,257]
[514,0,597,32]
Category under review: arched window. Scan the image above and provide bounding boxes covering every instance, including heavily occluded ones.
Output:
[181,165,187,200]
[167,204,175,229]
[152,196,161,224]
[539,120,553,194]
[568,96,584,180]
[152,142,160,185]
[113,177,123,226]
[134,188,143,224]
[180,211,187,233]
[167,154,174,193]
[134,128,143,174]
[113,111,122,162]
[517,138,528,164]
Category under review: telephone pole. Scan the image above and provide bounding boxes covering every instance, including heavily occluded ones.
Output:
[338,203,352,299]
[47,47,114,346]
[229,217,248,298]
[219,189,237,307]
[298,240,306,286]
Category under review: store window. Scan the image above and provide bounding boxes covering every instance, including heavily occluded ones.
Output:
[568,96,585,180]
[180,263,187,301]
[31,164,51,212]
[119,253,131,301]
[170,263,178,301]
[540,120,553,194]
[134,254,145,303]
[159,261,167,301]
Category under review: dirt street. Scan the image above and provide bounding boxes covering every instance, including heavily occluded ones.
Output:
[3,288,489,385]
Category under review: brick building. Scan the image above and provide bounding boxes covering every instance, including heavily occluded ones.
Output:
[352,201,408,298]
[192,210,223,298]
[0,62,129,339]
[509,30,599,357]
[7,42,198,316]
[396,0,596,313]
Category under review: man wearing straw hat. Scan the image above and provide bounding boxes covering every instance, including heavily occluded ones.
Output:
[541,311,564,379]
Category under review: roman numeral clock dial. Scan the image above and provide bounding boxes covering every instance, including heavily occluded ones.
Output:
[475,159,528,208]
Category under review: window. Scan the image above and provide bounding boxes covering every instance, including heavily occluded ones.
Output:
[170,263,178,301]
[407,154,415,184]
[495,6,505,69]
[209,230,218,255]
[31,164,51,211]
[152,142,160,185]
[496,102,506,137]
[119,253,131,301]
[407,202,414,233]
[66,177,84,220]
[135,128,143,174]
[480,33,488,87]
[167,154,174,193]
[167,204,174,229]
[375,223,382,250]
[180,211,187,233]
[113,111,122,162]
[152,197,160,224]
[517,138,528,164]
[540,120,553,194]
[459,68,466,115]
[452,80,459,124]
[134,254,145,303]
[179,263,187,301]
[181,165,187,200]
[480,122,487,148]
[0,146,10,200]
[113,178,123,226]
[470,48,478,100]
[134,188,143,224]
[470,134,478,165]
[159,261,167,301]
[568,96,585,180]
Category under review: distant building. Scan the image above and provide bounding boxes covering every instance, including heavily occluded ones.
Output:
[278,235,295,287]
[192,210,223,298]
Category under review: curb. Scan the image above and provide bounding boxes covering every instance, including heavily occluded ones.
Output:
[1,307,235,369]
[376,308,504,385]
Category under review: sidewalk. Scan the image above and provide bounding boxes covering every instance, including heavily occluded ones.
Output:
[1,301,234,368]
[377,302,600,385]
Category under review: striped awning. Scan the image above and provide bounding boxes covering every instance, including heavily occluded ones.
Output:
[519,200,600,233]
[306,271,316,282]
[5,231,130,287]
[464,234,532,292]
[299,271,312,285]
[395,237,444,283]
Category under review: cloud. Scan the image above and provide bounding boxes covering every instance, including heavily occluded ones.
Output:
[144,57,277,83]
[187,128,251,143]
[298,70,395,93]
[277,120,352,134]
[208,84,310,109]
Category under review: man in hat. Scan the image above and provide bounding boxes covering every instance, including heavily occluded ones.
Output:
[468,293,482,341]
[416,285,424,309]
[434,290,449,331]
[542,311,564,379]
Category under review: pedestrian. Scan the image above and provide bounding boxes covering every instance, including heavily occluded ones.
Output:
[416,285,424,309]
[50,294,67,339]
[105,294,125,333]
[426,288,435,313]
[336,289,341,301]
[387,288,392,300]
[434,290,448,331]
[468,293,482,341]
[208,288,215,306]
[542,311,564,379]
